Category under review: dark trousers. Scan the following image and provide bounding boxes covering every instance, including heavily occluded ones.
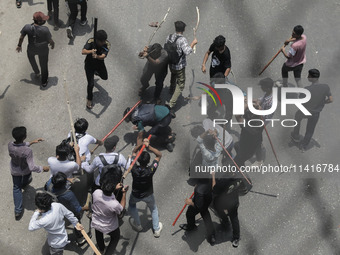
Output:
[281,63,303,87]
[292,111,320,148]
[214,201,240,240]
[27,47,49,84]
[68,1,87,29]
[186,205,214,239]
[147,114,172,145]
[95,228,120,254]
[140,64,167,99]
[85,61,108,100]
[12,173,32,214]
[47,0,59,25]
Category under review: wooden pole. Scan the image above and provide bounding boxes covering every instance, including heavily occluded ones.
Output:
[81,229,101,255]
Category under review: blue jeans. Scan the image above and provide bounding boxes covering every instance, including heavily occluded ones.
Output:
[128,193,160,231]
[12,173,32,214]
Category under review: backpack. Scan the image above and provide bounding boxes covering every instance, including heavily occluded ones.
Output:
[164,35,183,65]
[131,104,156,126]
[99,154,122,185]
[61,133,85,161]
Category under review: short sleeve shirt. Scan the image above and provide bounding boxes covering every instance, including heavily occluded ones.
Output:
[20,24,51,48]
[83,38,110,63]
[131,159,159,198]
[208,43,231,77]
[302,83,331,113]
[48,157,79,178]
[67,132,97,162]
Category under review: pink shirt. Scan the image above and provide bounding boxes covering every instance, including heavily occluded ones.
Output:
[91,189,123,234]
[285,35,307,67]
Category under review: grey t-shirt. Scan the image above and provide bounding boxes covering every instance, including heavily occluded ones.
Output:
[20,24,52,48]
[146,48,168,71]
[302,83,331,113]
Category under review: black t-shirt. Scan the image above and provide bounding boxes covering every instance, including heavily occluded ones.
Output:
[208,43,231,78]
[131,159,159,198]
[301,83,331,113]
[83,38,111,63]
[20,24,52,48]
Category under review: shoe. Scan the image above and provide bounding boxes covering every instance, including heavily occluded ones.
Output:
[275,81,283,88]
[15,211,24,221]
[251,160,263,170]
[80,19,88,26]
[54,24,59,31]
[16,0,22,8]
[86,100,93,109]
[166,143,174,152]
[232,238,239,248]
[169,109,176,118]
[298,142,306,153]
[129,217,143,232]
[153,222,163,238]
[76,236,86,246]
[179,224,197,231]
[290,132,300,143]
[208,234,216,245]
[41,80,48,89]
[67,26,73,39]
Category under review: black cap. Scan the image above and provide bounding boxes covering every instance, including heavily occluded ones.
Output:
[104,136,119,151]
[308,69,320,78]
[259,78,274,88]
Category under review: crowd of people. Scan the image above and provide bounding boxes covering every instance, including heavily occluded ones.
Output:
[10,2,334,254]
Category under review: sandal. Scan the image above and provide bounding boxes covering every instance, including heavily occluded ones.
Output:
[16,0,22,8]
[86,100,93,109]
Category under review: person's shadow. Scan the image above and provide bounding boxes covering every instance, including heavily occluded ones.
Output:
[22,185,37,212]
[20,73,58,90]
[0,85,10,99]
[86,79,112,118]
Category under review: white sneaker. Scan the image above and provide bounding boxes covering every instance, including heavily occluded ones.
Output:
[154,222,163,238]
[129,217,143,232]
[275,81,283,87]
[66,26,73,39]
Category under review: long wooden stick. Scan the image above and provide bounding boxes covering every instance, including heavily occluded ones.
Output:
[147,7,170,45]
[193,6,200,54]
[172,192,194,226]
[122,134,152,179]
[81,229,101,255]
[91,100,142,154]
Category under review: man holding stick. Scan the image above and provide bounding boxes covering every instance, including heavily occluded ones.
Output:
[280,25,306,88]
[128,138,163,237]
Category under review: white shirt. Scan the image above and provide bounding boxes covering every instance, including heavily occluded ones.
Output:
[81,152,131,186]
[67,132,97,162]
[28,203,78,249]
[48,157,79,178]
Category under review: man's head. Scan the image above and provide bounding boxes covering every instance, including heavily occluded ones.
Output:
[292,25,304,38]
[35,192,53,212]
[149,43,162,59]
[74,118,88,134]
[308,68,320,83]
[175,21,186,33]
[96,30,108,47]
[123,107,133,122]
[191,125,205,139]
[52,172,67,189]
[203,134,216,151]
[12,126,27,143]
[104,135,119,152]
[33,11,49,25]
[56,142,71,161]
[259,77,274,93]
[213,35,226,52]
[138,151,151,167]
[101,175,117,196]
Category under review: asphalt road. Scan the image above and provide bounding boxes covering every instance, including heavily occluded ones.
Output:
[0,0,340,255]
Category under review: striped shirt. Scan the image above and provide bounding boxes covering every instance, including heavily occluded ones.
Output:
[165,33,193,70]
